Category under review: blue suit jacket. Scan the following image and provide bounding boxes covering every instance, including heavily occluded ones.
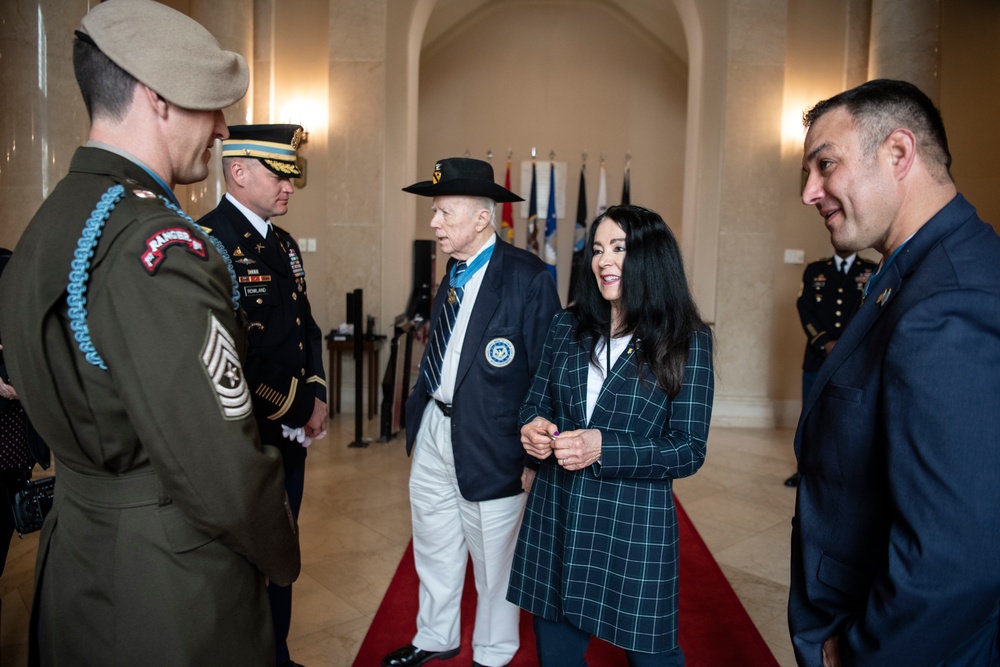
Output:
[404,236,561,502]
[508,310,714,653]
[789,194,1000,666]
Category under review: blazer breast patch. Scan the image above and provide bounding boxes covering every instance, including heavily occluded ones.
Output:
[485,338,515,368]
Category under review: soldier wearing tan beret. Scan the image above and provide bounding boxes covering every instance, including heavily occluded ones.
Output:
[0,1,299,665]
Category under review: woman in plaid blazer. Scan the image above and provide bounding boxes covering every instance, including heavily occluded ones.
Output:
[508,205,714,666]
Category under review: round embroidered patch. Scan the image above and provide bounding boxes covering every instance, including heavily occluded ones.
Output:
[485,337,515,368]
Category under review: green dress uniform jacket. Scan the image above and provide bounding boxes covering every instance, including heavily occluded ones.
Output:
[0,147,300,666]
[198,197,326,459]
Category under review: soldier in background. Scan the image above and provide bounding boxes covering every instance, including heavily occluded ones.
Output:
[199,124,327,667]
[785,249,875,487]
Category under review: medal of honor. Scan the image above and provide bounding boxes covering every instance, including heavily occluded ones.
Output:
[448,288,457,305]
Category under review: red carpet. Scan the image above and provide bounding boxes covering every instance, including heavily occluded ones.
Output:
[354,502,779,666]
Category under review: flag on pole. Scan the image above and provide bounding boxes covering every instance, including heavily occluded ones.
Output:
[526,158,539,255]
[501,159,514,244]
[595,159,608,219]
[543,160,558,282]
[567,163,588,302]
[621,159,631,205]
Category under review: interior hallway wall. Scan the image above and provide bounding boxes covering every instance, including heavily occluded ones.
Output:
[415,2,689,306]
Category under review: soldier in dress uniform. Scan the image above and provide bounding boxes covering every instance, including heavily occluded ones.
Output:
[197,124,327,667]
[785,249,876,486]
[0,1,300,664]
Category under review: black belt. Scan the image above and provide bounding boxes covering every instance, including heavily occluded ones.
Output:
[434,399,453,417]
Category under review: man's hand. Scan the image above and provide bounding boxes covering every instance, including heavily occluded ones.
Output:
[551,428,602,471]
[304,398,328,438]
[521,417,558,459]
[822,635,842,667]
[521,467,537,493]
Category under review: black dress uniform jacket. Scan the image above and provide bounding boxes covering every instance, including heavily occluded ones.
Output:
[796,256,876,372]
[0,147,299,666]
[199,196,326,460]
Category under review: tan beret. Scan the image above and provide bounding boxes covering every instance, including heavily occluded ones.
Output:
[79,0,248,111]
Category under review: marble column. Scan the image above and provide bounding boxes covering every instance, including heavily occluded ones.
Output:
[869,0,941,102]
[181,0,254,219]
[0,0,90,249]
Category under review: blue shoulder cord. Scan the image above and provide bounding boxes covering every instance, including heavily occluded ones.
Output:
[68,186,240,371]
[156,195,241,312]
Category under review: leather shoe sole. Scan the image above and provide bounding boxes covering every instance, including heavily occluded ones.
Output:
[382,644,460,667]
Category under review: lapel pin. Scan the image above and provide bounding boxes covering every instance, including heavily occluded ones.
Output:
[877,288,892,307]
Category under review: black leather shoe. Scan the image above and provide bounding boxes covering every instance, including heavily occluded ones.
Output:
[382,644,460,667]
[784,472,799,487]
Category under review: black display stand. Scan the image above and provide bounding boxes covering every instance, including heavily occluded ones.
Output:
[378,314,419,442]
[347,288,371,448]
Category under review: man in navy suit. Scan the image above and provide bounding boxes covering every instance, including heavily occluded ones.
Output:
[790,79,1000,666]
[382,158,560,667]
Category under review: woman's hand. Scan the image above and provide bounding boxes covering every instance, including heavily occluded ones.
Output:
[521,417,558,459]
[551,428,602,471]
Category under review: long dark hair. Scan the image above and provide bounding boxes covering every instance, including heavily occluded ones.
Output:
[569,205,707,397]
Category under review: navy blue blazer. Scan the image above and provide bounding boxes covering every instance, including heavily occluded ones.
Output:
[404,236,561,502]
[508,310,714,653]
[790,194,1000,666]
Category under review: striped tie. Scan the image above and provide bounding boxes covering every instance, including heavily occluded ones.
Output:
[423,260,467,393]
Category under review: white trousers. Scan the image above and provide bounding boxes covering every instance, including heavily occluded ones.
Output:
[409,401,525,667]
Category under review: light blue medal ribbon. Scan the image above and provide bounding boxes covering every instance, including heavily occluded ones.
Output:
[447,241,494,303]
[862,240,909,303]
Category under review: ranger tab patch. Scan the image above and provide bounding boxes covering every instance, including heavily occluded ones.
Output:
[141,227,208,274]
[201,313,252,420]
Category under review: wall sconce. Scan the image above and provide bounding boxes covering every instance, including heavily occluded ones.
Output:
[280,98,325,189]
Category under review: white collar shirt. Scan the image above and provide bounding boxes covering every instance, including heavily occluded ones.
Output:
[225,192,271,239]
[835,253,857,274]
[431,234,496,405]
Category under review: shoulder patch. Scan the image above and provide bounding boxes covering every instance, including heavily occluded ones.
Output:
[201,313,252,420]
[140,226,208,274]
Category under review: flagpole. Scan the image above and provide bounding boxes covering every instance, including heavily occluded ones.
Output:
[501,148,514,245]
[526,146,539,255]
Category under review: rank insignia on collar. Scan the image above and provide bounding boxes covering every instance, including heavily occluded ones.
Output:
[877,288,892,307]
[243,232,253,239]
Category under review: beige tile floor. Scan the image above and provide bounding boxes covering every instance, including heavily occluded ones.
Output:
[0,419,799,667]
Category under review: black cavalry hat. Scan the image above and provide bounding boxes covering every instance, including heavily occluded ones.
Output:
[402,157,523,202]
[223,124,304,177]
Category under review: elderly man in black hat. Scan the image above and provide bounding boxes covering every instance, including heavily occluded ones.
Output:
[383,159,560,667]
[198,123,327,667]
[0,1,299,665]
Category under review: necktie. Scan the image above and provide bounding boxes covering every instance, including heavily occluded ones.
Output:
[423,260,468,393]
[841,261,850,275]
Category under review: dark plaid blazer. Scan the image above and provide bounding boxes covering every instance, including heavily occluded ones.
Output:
[508,310,714,653]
